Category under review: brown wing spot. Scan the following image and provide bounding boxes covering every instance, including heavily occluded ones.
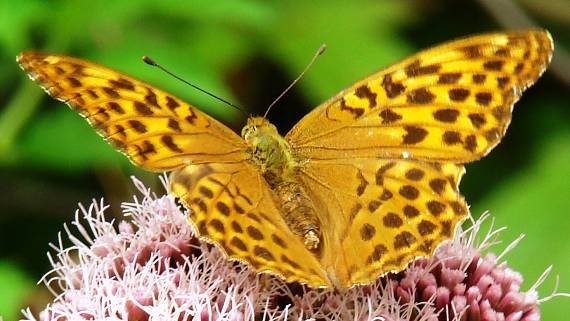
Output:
[418,220,437,236]
[86,89,99,99]
[418,240,434,254]
[254,246,275,261]
[403,205,420,218]
[128,120,147,133]
[450,201,467,216]
[114,124,127,138]
[440,220,452,237]
[483,60,504,71]
[368,244,388,263]
[426,200,446,216]
[109,78,135,91]
[438,72,462,84]
[379,189,393,200]
[399,185,419,200]
[355,85,377,108]
[209,219,225,233]
[405,60,441,77]
[231,221,243,233]
[462,45,482,58]
[134,101,153,116]
[139,141,157,159]
[185,107,198,124]
[464,135,477,152]
[272,234,287,249]
[281,255,301,269]
[407,88,435,104]
[356,170,369,196]
[514,62,525,74]
[403,126,428,145]
[382,73,405,98]
[475,92,492,106]
[449,88,470,101]
[53,66,65,75]
[443,131,462,145]
[433,109,460,123]
[145,88,159,108]
[66,77,82,88]
[247,226,264,240]
[216,202,230,216]
[523,50,531,59]
[497,76,510,89]
[108,138,126,150]
[107,102,125,114]
[69,63,86,76]
[246,213,261,223]
[472,74,487,84]
[166,96,180,111]
[468,113,486,129]
[494,48,510,57]
[383,213,403,228]
[405,168,425,181]
[339,98,365,118]
[484,128,501,142]
[92,107,111,121]
[429,179,447,194]
[375,162,395,185]
[102,87,120,98]
[161,136,183,153]
[379,109,402,124]
[492,107,510,122]
[360,223,376,241]
[168,118,182,132]
[394,231,416,249]
[197,221,207,235]
[199,186,214,199]
[230,237,247,251]
[233,204,245,214]
[192,198,207,212]
[368,200,381,213]
[350,203,363,220]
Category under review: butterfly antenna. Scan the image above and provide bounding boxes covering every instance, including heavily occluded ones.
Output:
[263,44,327,119]
[142,56,247,116]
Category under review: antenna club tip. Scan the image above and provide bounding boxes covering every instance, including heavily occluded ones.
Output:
[317,44,327,55]
[142,55,157,66]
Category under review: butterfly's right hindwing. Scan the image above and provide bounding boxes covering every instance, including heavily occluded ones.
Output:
[170,162,331,288]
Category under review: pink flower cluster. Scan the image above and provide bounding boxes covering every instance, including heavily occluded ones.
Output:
[21,178,560,321]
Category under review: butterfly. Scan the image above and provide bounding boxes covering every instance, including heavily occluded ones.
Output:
[17,30,553,289]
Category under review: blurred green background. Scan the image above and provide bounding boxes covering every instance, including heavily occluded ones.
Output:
[0,0,569,320]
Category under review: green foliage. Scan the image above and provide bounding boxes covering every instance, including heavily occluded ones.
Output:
[0,0,568,318]
[0,261,33,321]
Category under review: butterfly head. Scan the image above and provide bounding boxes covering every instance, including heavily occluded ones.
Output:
[241,116,279,144]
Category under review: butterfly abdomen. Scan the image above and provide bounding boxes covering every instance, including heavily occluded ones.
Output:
[243,117,322,250]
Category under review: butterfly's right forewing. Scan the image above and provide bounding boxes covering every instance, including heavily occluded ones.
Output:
[17,52,247,171]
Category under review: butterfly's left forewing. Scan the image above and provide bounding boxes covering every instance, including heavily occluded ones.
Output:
[287,30,553,163]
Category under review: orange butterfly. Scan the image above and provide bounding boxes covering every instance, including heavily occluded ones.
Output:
[18,30,553,289]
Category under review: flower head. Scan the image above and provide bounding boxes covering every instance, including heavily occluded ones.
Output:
[21,177,562,321]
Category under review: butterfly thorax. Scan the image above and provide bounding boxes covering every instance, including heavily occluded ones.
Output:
[242,117,321,250]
